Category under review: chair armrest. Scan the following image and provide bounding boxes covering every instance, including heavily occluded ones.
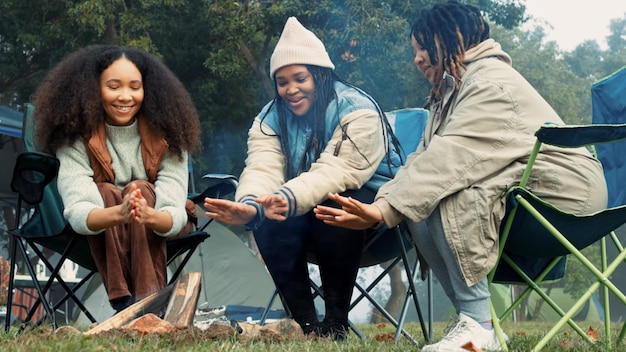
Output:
[11,151,60,205]
[535,123,626,148]
[188,173,239,204]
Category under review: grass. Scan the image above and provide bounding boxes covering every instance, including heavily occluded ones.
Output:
[0,320,623,351]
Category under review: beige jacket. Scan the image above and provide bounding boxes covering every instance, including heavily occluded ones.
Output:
[374,39,608,286]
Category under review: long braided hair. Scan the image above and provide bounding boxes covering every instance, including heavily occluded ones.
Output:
[411,0,490,106]
[261,65,402,180]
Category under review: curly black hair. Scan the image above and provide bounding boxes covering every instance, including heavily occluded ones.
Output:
[33,45,201,159]
[411,0,490,103]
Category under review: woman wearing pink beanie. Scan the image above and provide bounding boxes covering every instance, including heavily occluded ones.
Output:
[204,17,400,340]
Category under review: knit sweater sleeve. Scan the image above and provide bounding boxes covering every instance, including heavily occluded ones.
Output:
[153,151,189,237]
[235,117,285,216]
[56,141,105,235]
[56,137,189,237]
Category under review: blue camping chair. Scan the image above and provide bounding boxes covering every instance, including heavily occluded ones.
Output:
[489,66,626,351]
[259,108,434,345]
[4,104,238,332]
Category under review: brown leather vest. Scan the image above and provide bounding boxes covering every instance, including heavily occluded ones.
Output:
[84,117,197,227]
[85,116,168,184]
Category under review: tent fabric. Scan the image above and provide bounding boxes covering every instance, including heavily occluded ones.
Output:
[0,105,23,138]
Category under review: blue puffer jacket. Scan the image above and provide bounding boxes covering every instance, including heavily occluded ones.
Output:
[236,81,398,229]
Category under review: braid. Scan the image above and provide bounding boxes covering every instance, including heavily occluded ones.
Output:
[411,0,490,103]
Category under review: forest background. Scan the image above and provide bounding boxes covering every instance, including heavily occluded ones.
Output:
[2,0,625,179]
[1,0,625,322]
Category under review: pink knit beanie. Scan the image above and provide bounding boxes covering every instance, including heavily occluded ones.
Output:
[269,17,335,78]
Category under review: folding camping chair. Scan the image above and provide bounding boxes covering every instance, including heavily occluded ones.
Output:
[259,108,434,345]
[488,122,626,351]
[4,104,238,332]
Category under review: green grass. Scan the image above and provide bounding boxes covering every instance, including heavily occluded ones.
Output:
[1,321,623,351]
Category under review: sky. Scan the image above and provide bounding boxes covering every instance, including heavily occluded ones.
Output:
[523,0,626,51]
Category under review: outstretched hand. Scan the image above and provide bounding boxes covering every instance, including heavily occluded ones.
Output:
[256,194,288,221]
[204,197,257,226]
[313,192,383,230]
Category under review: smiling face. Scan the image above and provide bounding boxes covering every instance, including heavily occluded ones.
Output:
[411,34,440,85]
[275,64,316,116]
[100,57,144,126]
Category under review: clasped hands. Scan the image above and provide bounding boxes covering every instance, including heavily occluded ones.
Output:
[123,182,148,224]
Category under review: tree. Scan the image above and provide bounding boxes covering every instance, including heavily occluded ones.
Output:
[0,0,99,107]
[492,23,592,124]
[565,15,626,84]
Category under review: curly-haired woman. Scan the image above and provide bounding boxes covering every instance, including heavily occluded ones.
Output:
[33,45,201,313]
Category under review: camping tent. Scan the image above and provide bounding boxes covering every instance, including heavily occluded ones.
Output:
[0,106,23,138]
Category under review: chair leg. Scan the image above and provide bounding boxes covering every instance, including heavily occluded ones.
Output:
[490,299,509,351]
[5,235,18,332]
[427,269,433,341]
[393,258,422,345]
[14,240,57,330]
[395,227,430,343]
[33,237,99,325]
[48,271,98,324]
[259,288,279,325]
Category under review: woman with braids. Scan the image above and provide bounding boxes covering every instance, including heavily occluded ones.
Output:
[204,17,400,340]
[33,45,201,313]
[314,1,607,350]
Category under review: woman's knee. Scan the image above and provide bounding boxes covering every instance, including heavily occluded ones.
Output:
[123,180,156,205]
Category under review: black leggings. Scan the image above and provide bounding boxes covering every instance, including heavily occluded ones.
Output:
[253,188,374,326]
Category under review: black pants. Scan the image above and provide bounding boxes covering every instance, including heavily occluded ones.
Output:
[253,189,373,327]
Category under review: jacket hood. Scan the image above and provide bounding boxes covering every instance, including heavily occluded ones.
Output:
[463,38,512,66]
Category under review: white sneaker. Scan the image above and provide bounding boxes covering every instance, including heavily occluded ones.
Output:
[421,313,508,351]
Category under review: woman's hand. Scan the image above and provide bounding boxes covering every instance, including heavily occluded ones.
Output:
[256,194,288,221]
[120,183,142,224]
[124,183,171,232]
[127,183,147,224]
[204,198,257,225]
[313,192,383,230]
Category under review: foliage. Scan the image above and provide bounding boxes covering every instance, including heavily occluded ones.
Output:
[0,0,532,177]
[490,24,592,124]
[565,16,626,83]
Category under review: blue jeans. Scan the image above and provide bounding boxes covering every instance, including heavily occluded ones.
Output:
[408,207,492,322]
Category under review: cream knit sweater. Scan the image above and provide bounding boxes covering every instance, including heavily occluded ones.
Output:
[56,120,189,237]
